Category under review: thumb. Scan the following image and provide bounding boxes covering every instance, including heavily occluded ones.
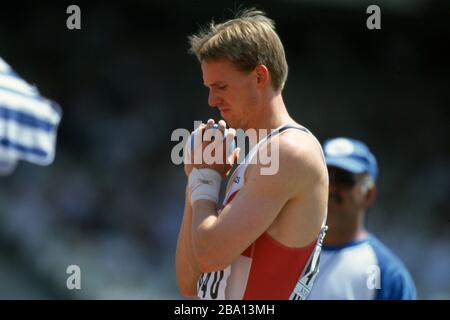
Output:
[228,147,241,165]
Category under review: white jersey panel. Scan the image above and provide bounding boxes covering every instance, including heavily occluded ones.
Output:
[308,242,378,300]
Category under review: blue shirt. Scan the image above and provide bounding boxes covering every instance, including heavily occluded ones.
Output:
[308,233,417,300]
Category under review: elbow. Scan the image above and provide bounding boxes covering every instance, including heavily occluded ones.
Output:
[176,273,198,298]
[196,253,229,273]
[194,229,217,273]
[175,258,199,298]
[196,254,218,273]
[177,282,198,298]
[194,232,228,273]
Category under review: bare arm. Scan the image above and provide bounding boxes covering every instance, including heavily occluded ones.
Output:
[191,135,315,272]
[175,185,201,297]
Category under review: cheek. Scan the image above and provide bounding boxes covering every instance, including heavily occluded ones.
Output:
[238,88,258,113]
[227,91,246,110]
[236,77,257,99]
[348,189,365,207]
[338,191,356,206]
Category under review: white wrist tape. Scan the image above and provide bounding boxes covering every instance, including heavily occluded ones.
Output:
[188,168,222,205]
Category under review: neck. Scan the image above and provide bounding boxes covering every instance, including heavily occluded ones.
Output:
[324,211,368,246]
[245,93,296,140]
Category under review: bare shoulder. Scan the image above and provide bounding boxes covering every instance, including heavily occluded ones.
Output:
[246,128,327,197]
[270,129,327,183]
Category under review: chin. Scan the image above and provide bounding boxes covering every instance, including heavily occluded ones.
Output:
[223,117,237,129]
[226,120,237,129]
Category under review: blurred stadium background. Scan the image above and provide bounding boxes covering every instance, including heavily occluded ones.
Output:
[0,0,448,299]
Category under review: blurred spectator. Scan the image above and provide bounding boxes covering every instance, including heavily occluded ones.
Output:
[308,138,417,300]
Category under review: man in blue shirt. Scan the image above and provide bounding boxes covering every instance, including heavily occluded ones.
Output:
[308,137,417,300]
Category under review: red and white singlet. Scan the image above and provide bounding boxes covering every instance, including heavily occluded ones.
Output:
[197,124,328,300]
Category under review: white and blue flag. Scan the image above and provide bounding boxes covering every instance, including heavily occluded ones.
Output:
[0,57,62,175]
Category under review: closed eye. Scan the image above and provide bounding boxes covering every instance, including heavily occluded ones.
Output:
[204,83,228,90]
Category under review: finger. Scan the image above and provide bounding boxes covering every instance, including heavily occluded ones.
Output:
[225,127,236,141]
[224,128,235,147]
[192,124,207,159]
[234,147,241,161]
[206,119,215,128]
[184,163,193,176]
[218,120,226,131]
[224,128,236,161]
[228,147,241,165]
[197,123,207,134]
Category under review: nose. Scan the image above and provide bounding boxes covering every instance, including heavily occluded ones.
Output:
[208,89,220,108]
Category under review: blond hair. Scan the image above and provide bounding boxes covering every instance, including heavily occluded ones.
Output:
[189,8,288,92]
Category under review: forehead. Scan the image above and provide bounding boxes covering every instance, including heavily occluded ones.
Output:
[201,59,245,85]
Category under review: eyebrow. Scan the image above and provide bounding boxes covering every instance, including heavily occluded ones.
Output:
[204,82,224,88]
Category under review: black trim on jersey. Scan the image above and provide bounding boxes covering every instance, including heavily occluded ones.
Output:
[266,124,309,141]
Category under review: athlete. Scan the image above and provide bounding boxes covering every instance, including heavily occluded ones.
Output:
[176,9,328,300]
[308,137,417,300]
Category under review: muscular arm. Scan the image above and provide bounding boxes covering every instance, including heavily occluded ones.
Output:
[191,134,323,273]
[175,185,201,297]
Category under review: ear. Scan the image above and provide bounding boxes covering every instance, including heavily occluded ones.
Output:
[254,64,270,88]
[364,185,377,209]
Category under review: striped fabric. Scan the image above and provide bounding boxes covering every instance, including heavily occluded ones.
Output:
[0,57,62,175]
